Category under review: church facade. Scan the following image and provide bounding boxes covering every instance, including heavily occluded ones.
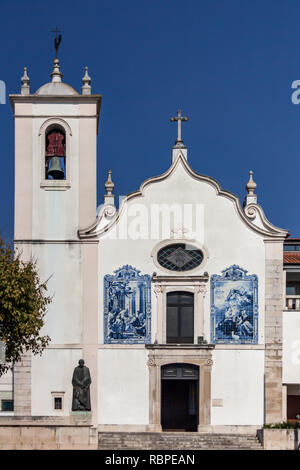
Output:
[1,57,299,446]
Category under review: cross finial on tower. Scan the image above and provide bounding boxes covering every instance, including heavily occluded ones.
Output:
[170,110,188,148]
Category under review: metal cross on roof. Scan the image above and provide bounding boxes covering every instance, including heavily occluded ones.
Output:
[170,109,188,147]
[51,26,62,58]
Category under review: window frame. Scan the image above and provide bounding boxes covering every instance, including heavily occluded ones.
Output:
[151,239,209,276]
[51,391,65,413]
[166,291,195,344]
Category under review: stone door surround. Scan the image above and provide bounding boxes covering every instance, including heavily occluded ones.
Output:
[146,344,215,432]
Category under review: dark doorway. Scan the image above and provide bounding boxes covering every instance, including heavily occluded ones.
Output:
[167,292,194,343]
[161,364,199,432]
[287,395,300,420]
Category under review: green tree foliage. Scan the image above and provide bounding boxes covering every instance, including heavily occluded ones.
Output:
[0,239,51,376]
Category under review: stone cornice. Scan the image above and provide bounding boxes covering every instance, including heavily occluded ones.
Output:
[9,94,102,104]
[14,239,99,245]
[9,94,102,132]
[146,343,215,350]
[152,274,209,283]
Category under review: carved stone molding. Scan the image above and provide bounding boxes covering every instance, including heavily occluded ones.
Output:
[154,285,165,296]
[152,275,209,343]
[99,204,117,220]
[195,284,207,296]
[244,204,257,220]
[147,358,156,368]
[146,345,214,430]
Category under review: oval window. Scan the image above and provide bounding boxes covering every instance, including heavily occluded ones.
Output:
[157,243,204,272]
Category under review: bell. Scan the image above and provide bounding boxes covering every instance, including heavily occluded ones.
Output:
[47,156,64,180]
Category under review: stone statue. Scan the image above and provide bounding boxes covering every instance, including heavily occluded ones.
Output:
[72,359,91,411]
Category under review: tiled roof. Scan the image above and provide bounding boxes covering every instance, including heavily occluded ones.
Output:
[284,252,300,264]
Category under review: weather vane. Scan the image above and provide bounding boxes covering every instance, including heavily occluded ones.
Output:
[51,26,62,58]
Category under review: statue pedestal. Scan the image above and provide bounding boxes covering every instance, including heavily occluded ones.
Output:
[71,411,92,425]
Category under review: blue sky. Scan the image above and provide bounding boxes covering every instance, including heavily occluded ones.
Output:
[0,0,300,241]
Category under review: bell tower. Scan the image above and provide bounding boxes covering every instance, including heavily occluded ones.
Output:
[9,58,101,422]
[10,58,101,240]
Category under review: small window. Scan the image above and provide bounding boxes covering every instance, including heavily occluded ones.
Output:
[51,392,65,412]
[157,244,203,272]
[1,400,13,411]
[54,397,62,410]
[286,282,300,295]
[284,245,300,251]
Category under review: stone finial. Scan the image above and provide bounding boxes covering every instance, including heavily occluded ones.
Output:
[246,170,257,195]
[104,170,115,205]
[105,170,114,195]
[50,58,63,83]
[21,67,30,95]
[82,66,91,95]
[244,170,257,207]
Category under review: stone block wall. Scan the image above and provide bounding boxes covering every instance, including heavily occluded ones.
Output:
[264,243,284,424]
[0,425,97,450]
[13,352,31,416]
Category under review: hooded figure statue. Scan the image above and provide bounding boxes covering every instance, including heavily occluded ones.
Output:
[72,359,91,411]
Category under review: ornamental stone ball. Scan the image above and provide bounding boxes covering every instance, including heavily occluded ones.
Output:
[72,359,91,411]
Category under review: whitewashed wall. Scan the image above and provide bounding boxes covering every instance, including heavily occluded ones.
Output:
[211,349,264,425]
[283,311,300,383]
[32,243,82,344]
[98,349,149,425]
[31,349,82,416]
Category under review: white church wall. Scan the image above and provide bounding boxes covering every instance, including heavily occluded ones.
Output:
[99,160,266,346]
[211,349,264,425]
[31,349,82,416]
[33,103,79,116]
[32,243,82,344]
[283,311,300,383]
[98,349,149,425]
[97,160,266,427]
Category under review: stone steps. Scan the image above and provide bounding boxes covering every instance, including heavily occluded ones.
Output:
[98,432,263,450]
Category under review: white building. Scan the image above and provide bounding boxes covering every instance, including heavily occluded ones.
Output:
[0,58,299,448]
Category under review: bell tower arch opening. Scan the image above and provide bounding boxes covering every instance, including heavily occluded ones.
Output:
[45,126,66,180]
